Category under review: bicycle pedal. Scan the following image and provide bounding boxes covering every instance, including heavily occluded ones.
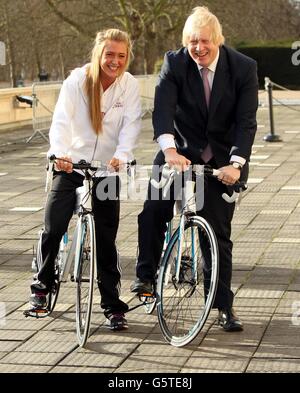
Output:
[23,307,49,318]
[139,292,154,298]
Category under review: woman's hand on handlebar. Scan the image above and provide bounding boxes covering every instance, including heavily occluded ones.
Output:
[164,148,191,172]
[54,156,73,173]
[108,157,122,172]
[217,165,241,186]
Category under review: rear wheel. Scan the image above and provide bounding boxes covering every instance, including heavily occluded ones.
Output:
[47,260,60,313]
[157,216,219,347]
[76,214,96,347]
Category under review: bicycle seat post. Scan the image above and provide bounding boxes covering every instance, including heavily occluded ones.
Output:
[81,170,92,211]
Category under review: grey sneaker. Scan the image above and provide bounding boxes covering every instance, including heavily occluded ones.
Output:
[29,292,47,309]
[106,313,128,331]
[130,278,153,295]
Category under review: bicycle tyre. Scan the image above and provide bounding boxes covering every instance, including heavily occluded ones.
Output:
[75,214,96,347]
[48,231,71,313]
[48,262,61,313]
[156,215,219,347]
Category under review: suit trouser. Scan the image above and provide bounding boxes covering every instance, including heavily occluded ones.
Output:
[136,167,235,309]
[31,171,128,316]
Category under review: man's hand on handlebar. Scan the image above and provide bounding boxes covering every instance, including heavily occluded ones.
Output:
[164,148,191,172]
[217,165,241,186]
[54,156,73,173]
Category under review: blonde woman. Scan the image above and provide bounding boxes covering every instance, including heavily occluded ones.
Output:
[29,29,141,330]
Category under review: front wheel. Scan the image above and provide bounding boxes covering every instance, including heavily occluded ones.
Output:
[75,214,96,347]
[156,216,219,347]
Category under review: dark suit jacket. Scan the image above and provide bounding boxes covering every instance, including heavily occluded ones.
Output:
[152,45,258,169]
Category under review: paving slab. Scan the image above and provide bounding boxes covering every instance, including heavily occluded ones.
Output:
[0,364,51,373]
[50,366,111,373]
[246,359,300,373]
[0,351,64,366]
[181,358,249,373]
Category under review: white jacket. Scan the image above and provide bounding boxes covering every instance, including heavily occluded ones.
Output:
[48,65,141,166]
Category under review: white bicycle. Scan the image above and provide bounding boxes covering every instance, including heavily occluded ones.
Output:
[24,155,136,347]
[136,164,246,347]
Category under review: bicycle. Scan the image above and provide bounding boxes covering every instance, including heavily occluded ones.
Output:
[138,164,246,347]
[24,155,136,347]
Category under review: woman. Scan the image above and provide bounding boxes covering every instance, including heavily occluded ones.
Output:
[29,29,141,330]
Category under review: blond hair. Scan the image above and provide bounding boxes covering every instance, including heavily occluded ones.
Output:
[182,6,225,47]
[85,29,133,134]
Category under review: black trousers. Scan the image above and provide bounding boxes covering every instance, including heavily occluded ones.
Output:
[31,171,128,316]
[136,159,235,309]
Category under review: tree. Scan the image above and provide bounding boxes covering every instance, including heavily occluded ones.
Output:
[0,0,299,86]
[43,0,196,74]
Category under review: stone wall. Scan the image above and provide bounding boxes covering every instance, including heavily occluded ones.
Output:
[0,75,157,132]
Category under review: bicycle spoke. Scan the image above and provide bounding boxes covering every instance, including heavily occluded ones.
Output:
[76,215,95,347]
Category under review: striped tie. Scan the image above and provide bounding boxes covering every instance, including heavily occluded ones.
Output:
[201,68,213,163]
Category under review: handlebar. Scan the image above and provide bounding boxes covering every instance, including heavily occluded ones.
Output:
[45,155,136,193]
[48,154,136,171]
[150,164,247,203]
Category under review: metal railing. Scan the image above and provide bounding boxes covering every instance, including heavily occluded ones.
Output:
[263,77,300,142]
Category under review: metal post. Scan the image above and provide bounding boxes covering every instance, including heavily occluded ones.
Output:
[0,41,5,65]
[263,77,282,142]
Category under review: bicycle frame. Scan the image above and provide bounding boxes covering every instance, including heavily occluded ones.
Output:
[154,164,246,285]
[58,178,93,283]
[174,178,196,283]
[73,177,95,283]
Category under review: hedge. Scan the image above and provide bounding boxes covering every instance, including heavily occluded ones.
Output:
[237,44,300,89]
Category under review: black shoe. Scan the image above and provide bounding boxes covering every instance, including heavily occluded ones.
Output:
[29,292,47,309]
[218,308,243,332]
[106,313,128,331]
[130,278,153,295]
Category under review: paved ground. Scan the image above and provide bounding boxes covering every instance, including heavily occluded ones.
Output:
[0,101,300,375]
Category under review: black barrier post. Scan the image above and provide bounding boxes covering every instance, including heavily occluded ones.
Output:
[263,77,282,142]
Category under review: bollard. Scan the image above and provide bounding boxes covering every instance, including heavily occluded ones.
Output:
[263,77,282,142]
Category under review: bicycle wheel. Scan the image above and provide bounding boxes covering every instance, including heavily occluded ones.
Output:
[157,215,219,347]
[75,214,96,347]
[47,259,61,313]
[48,231,71,313]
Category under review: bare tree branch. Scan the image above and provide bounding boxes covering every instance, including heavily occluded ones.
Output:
[45,0,93,38]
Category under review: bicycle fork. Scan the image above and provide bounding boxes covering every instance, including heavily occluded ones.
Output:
[174,179,197,283]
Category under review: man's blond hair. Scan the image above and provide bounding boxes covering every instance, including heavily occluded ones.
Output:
[182,6,225,47]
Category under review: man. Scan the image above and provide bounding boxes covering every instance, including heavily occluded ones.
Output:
[131,6,258,331]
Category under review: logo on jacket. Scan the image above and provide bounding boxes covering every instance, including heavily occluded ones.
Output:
[112,101,124,108]
[292,41,300,66]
